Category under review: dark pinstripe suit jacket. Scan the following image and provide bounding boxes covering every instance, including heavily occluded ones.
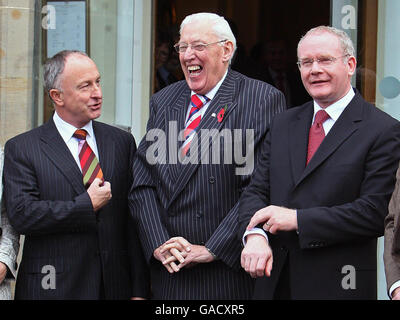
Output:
[130,69,286,299]
[3,118,149,299]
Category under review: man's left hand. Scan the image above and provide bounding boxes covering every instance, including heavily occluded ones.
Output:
[246,205,298,234]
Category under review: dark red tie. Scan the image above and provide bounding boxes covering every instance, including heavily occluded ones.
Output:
[73,129,104,188]
[307,110,330,165]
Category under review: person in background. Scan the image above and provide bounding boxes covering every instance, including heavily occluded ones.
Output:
[0,146,19,300]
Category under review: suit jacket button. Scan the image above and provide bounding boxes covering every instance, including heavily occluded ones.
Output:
[196,211,203,219]
[209,176,215,184]
[169,211,176,217]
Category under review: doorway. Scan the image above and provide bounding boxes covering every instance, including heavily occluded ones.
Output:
[153,0,331,107]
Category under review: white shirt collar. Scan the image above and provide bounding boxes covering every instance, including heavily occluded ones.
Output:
[53,111,94,143]
[313,87,355,122]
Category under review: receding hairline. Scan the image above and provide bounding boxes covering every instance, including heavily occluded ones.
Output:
[297,26,355,57]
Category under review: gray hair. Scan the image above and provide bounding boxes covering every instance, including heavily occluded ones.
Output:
[298,26,355,58]
[43,50,88,93]
[180,13,237,63]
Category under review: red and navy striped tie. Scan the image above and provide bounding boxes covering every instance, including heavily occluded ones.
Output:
[73,129,104,188]
[181,94,210,157]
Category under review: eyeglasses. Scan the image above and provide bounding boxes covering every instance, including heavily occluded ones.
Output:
[173,40,227,53]
[297,54,350,69]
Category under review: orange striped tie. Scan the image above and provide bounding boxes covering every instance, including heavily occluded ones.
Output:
[73,129,104,188]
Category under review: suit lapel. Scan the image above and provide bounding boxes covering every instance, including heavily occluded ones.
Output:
[168,86,191,181]
[93,121,115,181]
[289,103,313,185]
[295,92,363,188]
[40,119,85,194]
[167,69,240,208]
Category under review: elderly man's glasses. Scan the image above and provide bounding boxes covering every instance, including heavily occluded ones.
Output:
[297,54,350,69]
[174,40,227,53]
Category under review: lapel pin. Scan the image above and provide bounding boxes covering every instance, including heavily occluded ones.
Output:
[217,105,228,123]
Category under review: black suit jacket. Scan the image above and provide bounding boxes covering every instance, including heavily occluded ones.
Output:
[130,69,286,299]
[238,90,400,299]
[3,118,149,299]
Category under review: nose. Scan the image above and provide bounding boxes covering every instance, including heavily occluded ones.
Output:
[182,46,195,61]
[310,60,323,74]
[91,83,102,98]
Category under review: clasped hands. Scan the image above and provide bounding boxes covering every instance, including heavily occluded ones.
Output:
[241,205,297,278]
[154,237,215,273]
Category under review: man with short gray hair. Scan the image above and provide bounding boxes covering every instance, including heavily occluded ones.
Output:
[238,25,400,299]
[3,50,149,299]
[130,12,285,299]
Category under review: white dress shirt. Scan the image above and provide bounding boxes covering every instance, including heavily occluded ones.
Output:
[53,112,100,171]
[243,87,355,245]
[185,70,228,122]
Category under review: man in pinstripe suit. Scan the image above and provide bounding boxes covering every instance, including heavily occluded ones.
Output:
[129,13,286,299]
[3,51,149,299]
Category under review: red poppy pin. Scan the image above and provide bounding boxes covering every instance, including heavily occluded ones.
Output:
[217,105,228,123]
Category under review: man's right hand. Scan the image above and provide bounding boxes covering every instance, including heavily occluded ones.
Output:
[241,233,273,278]
[87,178,112,212]
[392,287,400,300]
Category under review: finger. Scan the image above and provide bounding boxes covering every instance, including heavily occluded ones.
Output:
[158,254,175,273]
[168,248,186,264]
[256,257,267,278]
[241,251,246,269]
[162,262,174,273]
[169,261,180,272]
[247,210,269,230]
[160,242,185,254]
[269,224,277,235]
[265,253,273,277]
[262,222,271,232]
[102,181,111,189]
[164,237,192,252]
[247,255,259,278]
[243,255,251,275]
[93,178,101,184]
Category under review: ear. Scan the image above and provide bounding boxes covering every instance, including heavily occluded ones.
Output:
[347,56,357,76]
[222,41,234,63]
[49,89,64,106]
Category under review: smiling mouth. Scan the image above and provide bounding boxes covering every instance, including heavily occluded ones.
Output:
[311,80,328,85]
[90,101,102,109]
[188,65,203,76]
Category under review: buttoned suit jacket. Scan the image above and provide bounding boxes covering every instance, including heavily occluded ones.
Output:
[3,118,149,299]
[130,69,286,299]
[238,90,400,299]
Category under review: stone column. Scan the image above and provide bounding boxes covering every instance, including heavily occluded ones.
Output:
[0,0,36,146]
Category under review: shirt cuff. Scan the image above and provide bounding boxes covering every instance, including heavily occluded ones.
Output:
[242,228,269,246]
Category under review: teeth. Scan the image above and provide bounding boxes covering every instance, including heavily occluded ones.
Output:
[188,66,201,72]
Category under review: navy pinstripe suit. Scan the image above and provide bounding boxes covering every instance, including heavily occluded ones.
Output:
[129,69,286,299]
[3,118,149,299]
